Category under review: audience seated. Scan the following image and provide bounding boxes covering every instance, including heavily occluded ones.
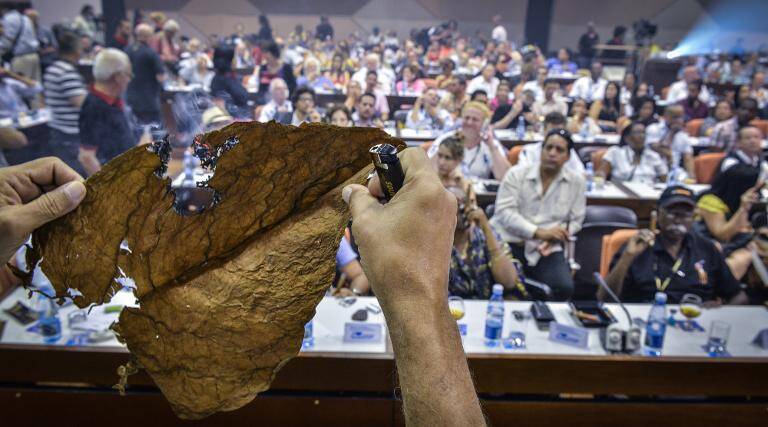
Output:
[598,121,668,184]
[546,48,577,75]
[296,57,334,93]
[325,53,351,92]
[719,126,767,174]
[210,44,249,118]
[395,63,425,96]
[289,86,321,125]
[602,185,747,304]
[150,19,180,64]
[678,79,709,121]
[491,89,536,129]
[628,96,658,127]
[699,100,733,137]
[645,105,695,180]
[710,97,759,151]
[352,92,384,128]
[439,75,468,118]
[434,136,474,201]
[257,78,292,123]
[333,230,370,297]
[569,61,607,103]
[363,70,390,121]
[428,101,510,180]
[666,66,712,104]
[566,98,601,136]
[588,81,622,132]
[489,80,512,111]
[533,78,567,118]
[521,66,547,101]
[490,129,585,300]
[326,105,352,127]
[352,53,394,95]
[518,112,584,173]
[748,71,767,110]
[0,66,42,119]
[447,185,521,299]
[406,87,453,130]
[467,64,500,99]
[179,54,214,88]
[255,41,296,104]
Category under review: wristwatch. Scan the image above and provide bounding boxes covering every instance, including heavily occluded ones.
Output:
[351,287,364,296]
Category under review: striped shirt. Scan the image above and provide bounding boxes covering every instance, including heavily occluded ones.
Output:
[43,60,86,134]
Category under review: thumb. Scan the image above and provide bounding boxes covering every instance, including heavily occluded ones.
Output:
[15,181,86,232]
[342,184,381,221]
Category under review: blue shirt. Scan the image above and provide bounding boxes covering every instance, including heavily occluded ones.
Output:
[0,78,42,119]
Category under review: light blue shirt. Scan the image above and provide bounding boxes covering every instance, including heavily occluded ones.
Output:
[0,77,42,118]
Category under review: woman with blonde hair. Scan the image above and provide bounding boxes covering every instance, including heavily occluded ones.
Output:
[427,101,511,180]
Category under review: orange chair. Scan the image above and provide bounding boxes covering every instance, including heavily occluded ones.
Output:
[600,229,638,277]
[591,148,608,171]
[420,141,433,152]
[686,118,704,136]
[507,145,524,166]
[749,119,768,136]
[694,152,726,184]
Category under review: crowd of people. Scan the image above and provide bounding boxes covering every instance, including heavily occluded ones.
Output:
[1,4,768,306]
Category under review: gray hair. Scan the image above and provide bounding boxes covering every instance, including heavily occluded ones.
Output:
[93,48,131,82]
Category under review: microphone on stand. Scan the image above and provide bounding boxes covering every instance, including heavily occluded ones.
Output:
[593,272,641,353]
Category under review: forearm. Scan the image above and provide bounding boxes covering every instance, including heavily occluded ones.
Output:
[488,148,510,180]
[383,298,485,426]
[601,253,633,301]
[683,154,696,180]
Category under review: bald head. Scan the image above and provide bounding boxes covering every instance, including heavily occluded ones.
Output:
[135,23,153,42]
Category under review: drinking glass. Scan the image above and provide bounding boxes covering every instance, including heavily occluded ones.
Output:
[679,293,703,331]
[706,320,731,356]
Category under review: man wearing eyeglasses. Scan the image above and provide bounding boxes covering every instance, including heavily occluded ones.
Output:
[601,185,748,305]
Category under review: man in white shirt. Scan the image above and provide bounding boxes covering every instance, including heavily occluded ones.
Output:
[491,15,507,43]
[518,113,584,173]
[289,86,321,126]
[720,126,768,177]
[532,79,568,118]
[406,87,454,131]
[645,105,695,179]
[352,53,394,95]
[665,66,712,104]
[569,61,607,102]
[257,78,293,123]
[466,64,500,99]
[490,129,586,300]
[522,66,547,101]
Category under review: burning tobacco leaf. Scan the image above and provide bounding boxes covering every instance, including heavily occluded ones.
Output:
[23,121,403,419]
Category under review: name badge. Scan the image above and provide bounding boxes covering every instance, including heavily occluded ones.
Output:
[343,322,383,343]
[548,322,589,349]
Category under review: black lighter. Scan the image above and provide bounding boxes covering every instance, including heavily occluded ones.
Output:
[347,144,404,255]
[369,143,405,201]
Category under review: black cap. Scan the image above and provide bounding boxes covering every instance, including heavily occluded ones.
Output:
[658,185,695,209]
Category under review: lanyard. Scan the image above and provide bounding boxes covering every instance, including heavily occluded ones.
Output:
[654,256,684,292]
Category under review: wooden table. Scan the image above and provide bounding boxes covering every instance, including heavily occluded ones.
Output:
[1,286,766,426]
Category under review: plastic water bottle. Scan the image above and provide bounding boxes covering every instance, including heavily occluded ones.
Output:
[302,320,314,349]
[182,150,196,188]
[516,116,526,140]
[579,121,590,140]
[585,162,595,192]
[484,284,505,347]
[39,297,62,344]
[643,292,668,356]
[667,166,680,186]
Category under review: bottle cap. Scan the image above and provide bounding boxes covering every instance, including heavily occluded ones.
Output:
[492,284,504,294]
[654,292,667,304]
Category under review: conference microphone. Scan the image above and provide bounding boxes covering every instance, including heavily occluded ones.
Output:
[593,272,641,353]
